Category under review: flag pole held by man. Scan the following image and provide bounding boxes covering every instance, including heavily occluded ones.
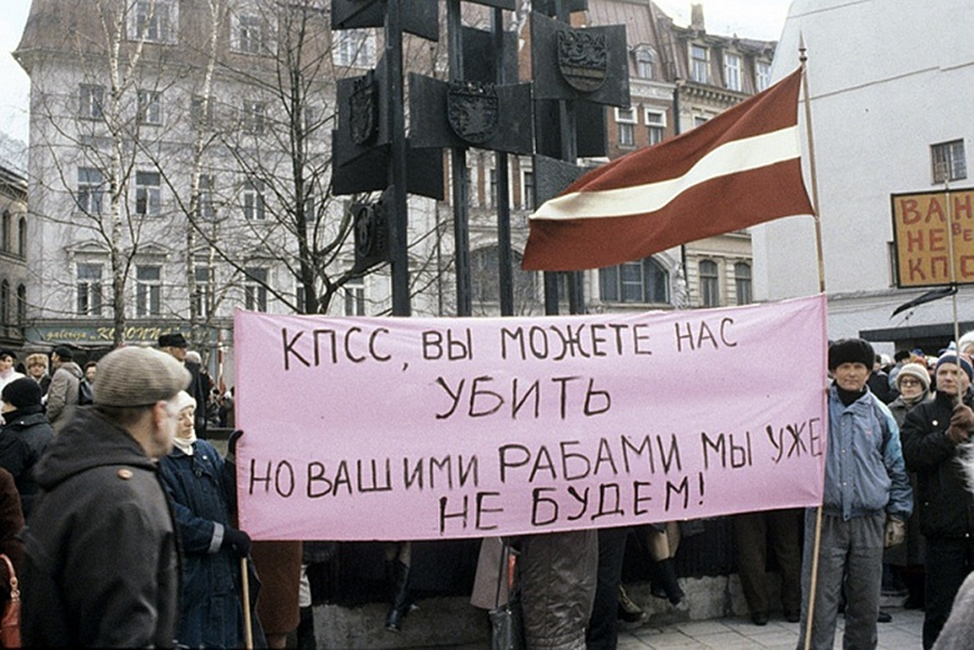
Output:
[522,68,814,271]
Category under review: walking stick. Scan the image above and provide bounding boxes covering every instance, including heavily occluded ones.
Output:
[242,557,254,650]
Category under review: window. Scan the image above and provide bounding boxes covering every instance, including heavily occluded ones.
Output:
[131,0,175,43]
[135,170,161,216]
[79,84,104,119]
[194,266,212,318]
[191,95,213,128]
[243,100,265,134]
[1,212,9,252]
[634,47,655,79]
[522,171,535,210]
[76,167,104,214]
[616,107,636,147]
[76,263,103,316]
[244,267,268,311]
[694,115,709,128]
[734,262,752,305]
[600,257,669,303]
[138,89,162,125]
[932,140,967,183]
[0,281,9,326]
[699,259,720,307]
[234,14,265,55]
[197,174,215,220]
[17,218,26,258]
[756,61,771,91]
[16,285,25,327]
[691,44,709,83]
[724,53,742,91]
[136,265,161,316]
[334,29,375,68]
[344,278,365,316]
[243,179,266,220]
[471,246,536,306]
[645,109,666,146]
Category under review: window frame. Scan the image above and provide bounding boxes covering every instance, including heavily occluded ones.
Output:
[130,0,177,43]
[644,108,666,146]
[135,170,162,217]
[234,13,266,55]
[79,84,104,120]
[755,61,771,91]
[615,107,637,148]
[137,89,163,126]
[242,100,265,135]
[344,277,366,316]
[699,259,720,307]
[724,52,742,92]
[599,257,669,304]
[244,267,269,311]
[932,139,968,183]
[734,262,752,305]
[76,167,105,215]
[76,262,103,316]
[334,29,376,68]
[135,264,162,317]
[691,44,709,84]
[243,178,266,221]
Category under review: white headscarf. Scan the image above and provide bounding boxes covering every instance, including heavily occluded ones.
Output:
[171,390,197,456]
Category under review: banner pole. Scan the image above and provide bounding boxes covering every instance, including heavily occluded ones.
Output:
[800,35,826,650]
[943,176,961,350]
[242,557,254,649]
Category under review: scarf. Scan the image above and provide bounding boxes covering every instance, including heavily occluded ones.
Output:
[172,431,197,456]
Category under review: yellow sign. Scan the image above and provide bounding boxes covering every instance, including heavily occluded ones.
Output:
[891,189,974,287]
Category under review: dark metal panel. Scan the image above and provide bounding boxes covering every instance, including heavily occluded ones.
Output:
[531,0,587,16]
[410,73,534,155]
[531,12,630,107]
[332,0,439,41]
[533,154,588,205]
[334,58,390,167]
[466,0,516,8]
[331,135,445,200]
[461,25,518,84]
[533,99,606,159]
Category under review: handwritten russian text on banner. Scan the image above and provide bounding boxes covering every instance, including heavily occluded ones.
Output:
[235,295,828,541]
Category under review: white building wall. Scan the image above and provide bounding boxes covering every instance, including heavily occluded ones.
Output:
[753,0,974,346]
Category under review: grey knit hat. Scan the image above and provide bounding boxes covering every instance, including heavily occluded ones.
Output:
[896,362,930,391]
[93,347,191,407]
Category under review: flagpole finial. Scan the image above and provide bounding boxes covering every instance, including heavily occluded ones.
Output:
[799,32,807,64]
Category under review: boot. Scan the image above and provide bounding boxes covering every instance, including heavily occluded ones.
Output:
[656,558,684,606]
[385,560,411,632]
[296,606,316,650]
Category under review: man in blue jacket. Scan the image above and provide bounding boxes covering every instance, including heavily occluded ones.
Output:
[797,338,913,650]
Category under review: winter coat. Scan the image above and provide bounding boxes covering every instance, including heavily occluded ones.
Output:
[884,391,931,567]
[933,571,974,649]
[518,530,598,650]
[0,405,54,517]
[0,467,23,605]
[901,390,974,539]
[824,384,913,520]
[46,361,83,433]
[21,408,180,647]
[159,439,244,649]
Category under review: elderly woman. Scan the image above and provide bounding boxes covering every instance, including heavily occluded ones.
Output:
[159,391,251,649]
[886,362,933,611]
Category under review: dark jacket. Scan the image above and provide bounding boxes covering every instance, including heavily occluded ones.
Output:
[21,408,180,647]
[0,467,23,605]
[186,360,209,438]
[159,439,243,648]
[0,406,54,518]
[901,390,974,538]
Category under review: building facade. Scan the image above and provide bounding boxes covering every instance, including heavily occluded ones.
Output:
[15,0,774,385]
[0,165,28,353]
[753,0,974,353]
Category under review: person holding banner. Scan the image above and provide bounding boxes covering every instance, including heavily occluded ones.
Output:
[797,338,913,650]
[900,354,974,649]
[159,390,250,648]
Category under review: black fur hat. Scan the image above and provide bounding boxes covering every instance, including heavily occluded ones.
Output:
[828,338,875,372]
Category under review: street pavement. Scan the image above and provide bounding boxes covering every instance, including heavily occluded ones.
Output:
[419,606,924,649]
[616,607,924,650]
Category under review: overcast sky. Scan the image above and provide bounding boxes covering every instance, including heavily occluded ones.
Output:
[0,0,793,147]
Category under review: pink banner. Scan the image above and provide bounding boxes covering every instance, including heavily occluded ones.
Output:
[235,295,828,541]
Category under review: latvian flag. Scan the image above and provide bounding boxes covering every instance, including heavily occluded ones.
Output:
[522,68,814,271]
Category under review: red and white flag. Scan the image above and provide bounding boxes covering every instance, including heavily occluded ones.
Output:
[522,68,814,271]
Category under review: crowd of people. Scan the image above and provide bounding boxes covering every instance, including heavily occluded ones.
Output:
[0,333,973,649]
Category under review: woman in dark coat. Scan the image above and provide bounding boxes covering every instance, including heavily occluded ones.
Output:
[0,377,55,518]
[159,391,251,649]
[0,467,23,609]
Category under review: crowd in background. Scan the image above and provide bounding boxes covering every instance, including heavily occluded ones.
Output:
[1,331,974,649]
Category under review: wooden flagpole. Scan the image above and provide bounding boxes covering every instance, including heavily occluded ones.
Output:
[800,34,827,650]
[242,557,254,649]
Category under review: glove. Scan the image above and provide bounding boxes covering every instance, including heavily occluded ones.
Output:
[222,526,252,558]
[884,516,906,548]
[227,430,244,459]
[947,405,974,444]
